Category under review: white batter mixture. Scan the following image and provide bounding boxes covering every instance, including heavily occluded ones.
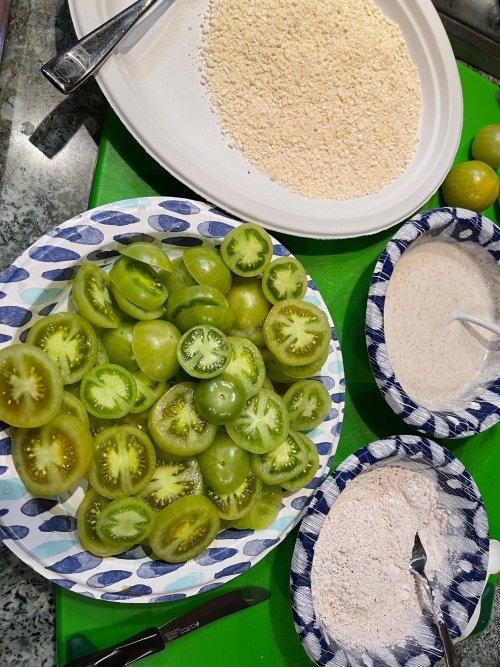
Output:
[384,237,499,410]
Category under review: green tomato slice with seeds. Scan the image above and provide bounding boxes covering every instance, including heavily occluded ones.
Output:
[226,388,289,454]
[59,391,89,427]
[77,488,133,557]
[130,369,166,414]
[138,458,203,512]
[262,257,308,305]
[225,336,266,399]
[96,496,155,546]
[250,430,310,485]
[111,284,166,321]
[80,363,137,419]
[220,223,273,277]
[205,471,261,521]
[110,255,168,311]
[231,484,282,531]
[183,245,232,295]
[283,379,332,431]
[88,424,156,498]
[177,325,230,379]
[72,262,121,328]
[281,432,320,492]
[119,241,172,271]
[26,312,98,385]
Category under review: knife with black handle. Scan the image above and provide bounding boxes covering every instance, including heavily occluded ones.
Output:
[64,586,270,667]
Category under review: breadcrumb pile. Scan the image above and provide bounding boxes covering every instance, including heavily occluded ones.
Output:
[200,0,422,200]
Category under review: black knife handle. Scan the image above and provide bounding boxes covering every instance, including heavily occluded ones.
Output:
[64,627,165,667]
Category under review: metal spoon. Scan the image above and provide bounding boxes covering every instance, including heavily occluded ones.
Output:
[41,0,163,95]
[453,310,500,337]
[409,533,460,667]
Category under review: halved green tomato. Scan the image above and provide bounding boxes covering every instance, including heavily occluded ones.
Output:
[227,320,266,347]
[194,374,246,425]
[262,257,308,304]
[165,285,228,323]
[162,256,197,293]
[111,284,166,321]
[88,424,156,498]
[274,345,329,380]
[130,370,166,414]
[205,471,261,520]
[175,305,234,334]
[226,277,271,330]
[12,414,93,496]
[283,380,331,431]
[281,432,319,492]
[119,242,172,271]
[0,343,63,428]
[26,312,98,385]
[231,484,282,530]
[100,320,139,372]
[96,496,155,545]
[264,299,331,366]
[226,388,289,454]
[95,338,109,365]
[59,391,89,427]
[183,245,232,295]
[139,458,203,511]
[149,494,220,563]
[148,382,216,456]
[77,488,133,557]
[250,430,310,485]
[197,432,251,494]
[220,223,273,277]
[72,263,121,328]
[177,326,230,379]
[225,336,266,399]
[80,363,137,419]
[132,320,181,381]
[110,255,168,311]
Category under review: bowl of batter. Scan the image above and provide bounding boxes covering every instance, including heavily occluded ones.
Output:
[366,207,500,438]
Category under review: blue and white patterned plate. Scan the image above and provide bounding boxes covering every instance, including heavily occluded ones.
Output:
[366,207,500,439]
[0,197,345,603]
[290,435,489,667]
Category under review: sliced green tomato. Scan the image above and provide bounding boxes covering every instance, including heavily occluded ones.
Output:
[226,277,271,330]
[26,312,98,385]
[110,255,168,311]
[132,320,181,381]
[59,391,89,427]
[264,299,331,367]
[165,285,228,323]
[226,388,289,454]
[111,284,166,321]
[261,348,297,384]
[77,488,133,557]
[231,484,282,530]
[183,245,232,294]
[250,430,310,485]
[149,494,220,563]
[283,380,331,431]
[100,320,139,372]
[177,326,230,379]
[95,338,109,365]
[226,336,266,399]
[72,263,121,328]
[194,374,246,425]
[148,382,217,456]
[81,363,137,419]
[131,370,166,414]
[175,305,234,334]
[0,343,63,428]
[12,414,93,496]
[205,471,261,520]
[275,346,329,379]
[89,424,156,498]
[197,432,251,494]
[262,257,308,305]
[281,433,320,492]
[139,458,203,511]
[96,496,155,545]
[162,256,197,293]
[227,320,266,347]
[220,223,273,277]
[89,410,151,437]
[119,242,172,271]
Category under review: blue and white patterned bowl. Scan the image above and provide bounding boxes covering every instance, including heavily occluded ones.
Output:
[290,434,489,667]
[366,207,500,439]
[0,197,345,603]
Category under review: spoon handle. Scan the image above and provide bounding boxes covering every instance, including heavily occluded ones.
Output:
[437,618,461,667]
[41,0,161,94]
[454,311,500,337]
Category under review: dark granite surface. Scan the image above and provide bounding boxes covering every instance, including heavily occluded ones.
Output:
[0,2,498,666]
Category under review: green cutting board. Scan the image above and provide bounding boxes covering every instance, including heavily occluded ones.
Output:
[56,63,500,666]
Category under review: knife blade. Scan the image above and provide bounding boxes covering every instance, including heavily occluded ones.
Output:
[64,586,270,667]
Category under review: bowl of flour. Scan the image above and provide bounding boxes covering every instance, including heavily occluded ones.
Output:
[366,207,500,439]
[290,435,489,667]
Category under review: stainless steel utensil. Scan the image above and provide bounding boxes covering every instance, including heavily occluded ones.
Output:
[63,585,270,667]
[409,533,460,667]
[41,0,163,95]
[453,309,500,337]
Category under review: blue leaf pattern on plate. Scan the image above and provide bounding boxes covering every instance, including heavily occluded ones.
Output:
[0,306,32,327]
[152,593,188,602]
[48,552,102,574]
[37,303,58,317]
[39,515,76,532]
[52,579,74,590]
[86,249,119,263]
[91,211,140,226]
[197,221,234,238]
[102,584,153,600]
[41,267,77,281]
[243,539,279,556]
[0,437,10,456]
[113,233,155,245]
[48,225,104,245]
[137,561,184,578]
[0,334,11,343]
[29,246,80,263]
[162,236,202,247]
[0,508,8,517]
[0,466,7,475]
[0,266,30,283]
[217,528,253,540]
[21,288,63,306]
[214,562,251,578]
[86,570,132,588]
[159,200,201,215]
[148,214,190,233]
[0,525,29,539]
[21,497,58,516]
[194,547,238,565]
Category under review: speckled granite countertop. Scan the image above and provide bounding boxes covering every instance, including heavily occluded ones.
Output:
[0,2,499,666]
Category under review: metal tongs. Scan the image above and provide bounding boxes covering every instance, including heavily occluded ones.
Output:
[409,532,460,667]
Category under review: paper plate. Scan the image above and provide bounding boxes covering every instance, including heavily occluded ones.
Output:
[68,0,462,239]
[0,197,345,602]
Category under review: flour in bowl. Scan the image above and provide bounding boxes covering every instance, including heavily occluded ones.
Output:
[310,465,449,651]
[200,0,422,200]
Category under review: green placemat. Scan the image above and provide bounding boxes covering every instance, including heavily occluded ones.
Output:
[56,63,500,666]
